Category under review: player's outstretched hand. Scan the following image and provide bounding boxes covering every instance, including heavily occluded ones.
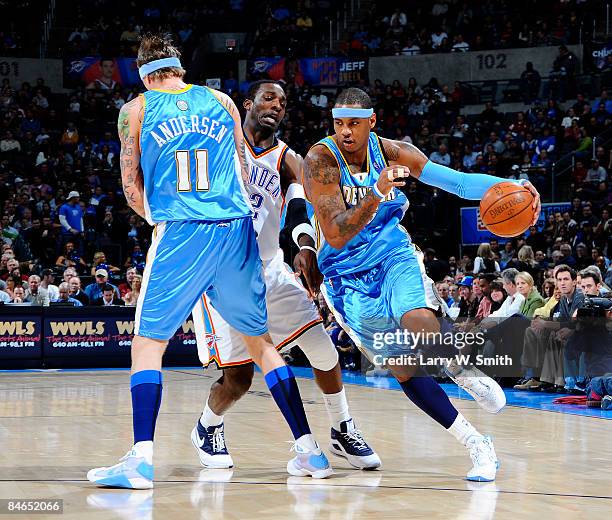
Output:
[376,166,410,197]
[294,248,323,297]
[520,180,541,225]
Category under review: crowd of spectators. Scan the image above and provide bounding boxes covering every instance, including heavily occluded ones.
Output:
[345,0,591,57]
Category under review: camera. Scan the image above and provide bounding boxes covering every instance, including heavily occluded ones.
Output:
[576,296,612,331]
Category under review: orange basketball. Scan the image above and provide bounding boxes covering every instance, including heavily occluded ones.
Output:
[479,182,535,238]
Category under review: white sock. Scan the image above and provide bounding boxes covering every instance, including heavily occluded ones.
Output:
[133,440,153,465]
[296,433,318,452]
[200,400,224,428]
[447,413,482,447]
[322,388,352,431]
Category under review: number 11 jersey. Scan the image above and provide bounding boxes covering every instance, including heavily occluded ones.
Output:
[139,84,251,224]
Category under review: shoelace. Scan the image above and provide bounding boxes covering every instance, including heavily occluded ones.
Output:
[341,429,368,451]
[208,427,226,453]
[469,438,493,466]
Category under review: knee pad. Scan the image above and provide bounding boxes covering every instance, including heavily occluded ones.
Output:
[294,325,339,372]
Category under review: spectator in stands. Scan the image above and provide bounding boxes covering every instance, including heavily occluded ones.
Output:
[516,272,546,317]
[436,282,454,307]
[40,269,59,302]
[455,276,478,319]
[92,284,125,306]
[520,62,541,103]
[451,34,470,52]
[24,275,49,306]
[9,286,26,304]
[481,269,525,325]
[122,275,142,306]
[474,243,501,273]
[55,242,87,271]
[90,251,121,277]
[475,273,496,321]
[516,265,583,391]
[118,267,137,298]
[56,282,83,307]
[585,159,607,185]
[58,192,84,252]
[69,276,89,306]
[62,267,77,284]
[429,143,451,166]
[84,269,119,302]
[431,28,448,51]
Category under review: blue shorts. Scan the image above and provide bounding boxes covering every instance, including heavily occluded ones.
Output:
[321,244,440,358]
[135,217,267,340]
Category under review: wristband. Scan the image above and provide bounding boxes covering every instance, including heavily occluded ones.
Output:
[292,222,316,247]
[300,245,317,254]
[372,182,385,200]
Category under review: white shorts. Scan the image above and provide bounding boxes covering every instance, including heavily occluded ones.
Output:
[193,250,324,368]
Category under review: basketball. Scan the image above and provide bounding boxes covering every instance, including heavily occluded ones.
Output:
[479,182,535,237]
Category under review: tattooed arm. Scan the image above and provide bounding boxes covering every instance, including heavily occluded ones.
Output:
[118,96,145,218]
[209,88,249,184]
[303,145,406,249]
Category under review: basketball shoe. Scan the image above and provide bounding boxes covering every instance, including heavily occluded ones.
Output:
[446,361,506,414]
[191,420,233,469]
[287,439,333,479]
[328,419,381,469]
[466,435,498,482]
[87,443,154,489]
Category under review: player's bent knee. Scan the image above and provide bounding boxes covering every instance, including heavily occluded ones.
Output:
[295,325,339,372]
[222,365,255,398]
[400,308,439,332]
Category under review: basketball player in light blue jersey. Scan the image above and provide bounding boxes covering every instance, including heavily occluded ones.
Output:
[304,88,541,482]
[87,35,331,489]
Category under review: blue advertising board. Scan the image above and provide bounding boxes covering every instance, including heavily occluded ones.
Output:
[249,57,368,86]
[460,202,572,245]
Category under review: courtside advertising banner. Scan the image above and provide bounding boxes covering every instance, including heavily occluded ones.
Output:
[461,202,571,245]
[249,57,368,86]
[63,56,140,88]
[0,308,42,361]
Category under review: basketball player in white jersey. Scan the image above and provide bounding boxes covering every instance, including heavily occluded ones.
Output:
[191,80,381,471]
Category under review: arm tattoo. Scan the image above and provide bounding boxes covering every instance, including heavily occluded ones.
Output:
[118,107,130,142]
[305,147,381,246]
[303,151,340,185]
[383,139,401,161]
[236,134,249,183]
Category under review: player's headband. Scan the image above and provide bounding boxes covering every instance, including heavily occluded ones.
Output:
[139,57,182,80]
[332,107,374,119]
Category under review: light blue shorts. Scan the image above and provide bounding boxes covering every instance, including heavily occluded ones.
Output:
[321,244,440,359]
[135,217,267,340]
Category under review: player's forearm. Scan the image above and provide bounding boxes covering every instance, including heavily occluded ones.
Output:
[324,191,380,249]
[417,161,519,200]
[121,168,145,218]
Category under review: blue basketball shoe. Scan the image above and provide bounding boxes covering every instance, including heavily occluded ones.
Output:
[287,439,333,479]
[87,444,154,489]
[191,420,234,469]
[329,419,381,470]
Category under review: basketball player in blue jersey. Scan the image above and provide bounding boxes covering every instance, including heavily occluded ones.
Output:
[190,80,379,471]
[304,88,541,482]
[87,35,331,489]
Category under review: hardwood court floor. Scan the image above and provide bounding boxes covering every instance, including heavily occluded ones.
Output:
[0,368,610,519]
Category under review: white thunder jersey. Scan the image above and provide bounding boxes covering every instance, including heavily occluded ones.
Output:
[244,138,289,261]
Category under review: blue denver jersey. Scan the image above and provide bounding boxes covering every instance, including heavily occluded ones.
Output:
[140,85,251,223]
[314,133,411,278]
